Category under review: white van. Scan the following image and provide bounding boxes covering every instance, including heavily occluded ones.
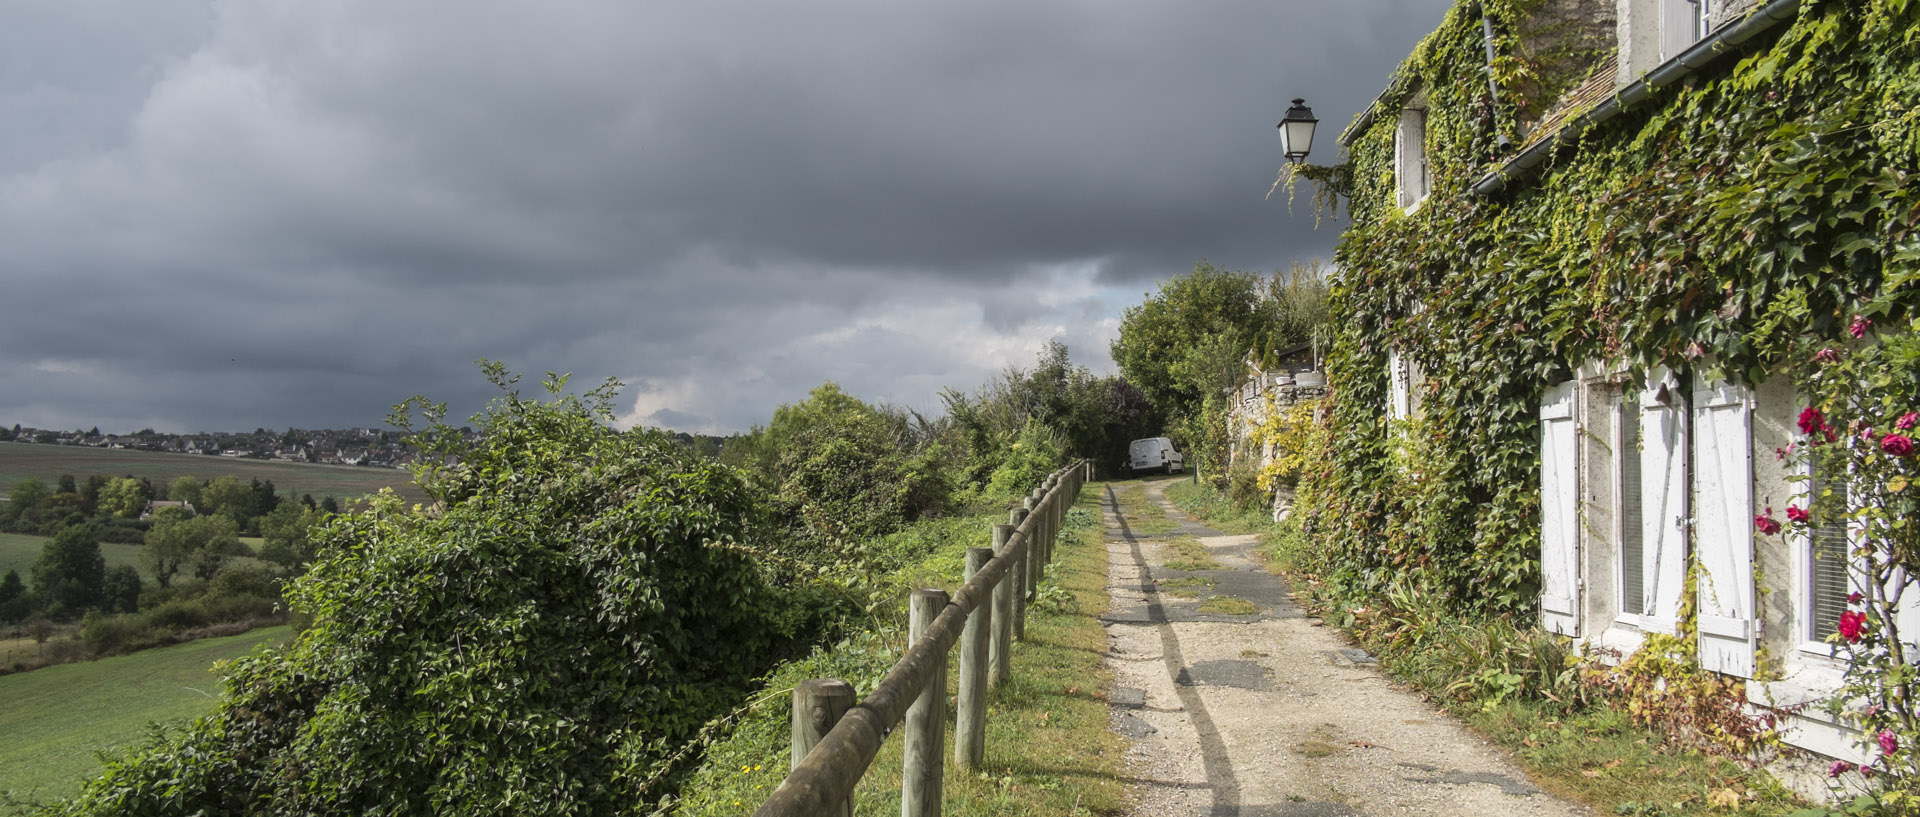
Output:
[1127,437,1184,474]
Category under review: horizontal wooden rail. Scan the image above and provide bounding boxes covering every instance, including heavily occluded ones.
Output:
[751,461,1087,817]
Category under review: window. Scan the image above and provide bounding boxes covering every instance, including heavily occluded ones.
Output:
[1660,0,1712,61]
[1394,93,1429,212]
[1807,468,1851,644]
[1620,388,1645,616]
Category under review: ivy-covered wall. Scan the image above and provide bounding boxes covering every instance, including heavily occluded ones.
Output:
[1303,0,1920,616]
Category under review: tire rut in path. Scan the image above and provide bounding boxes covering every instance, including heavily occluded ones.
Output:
[1098,479,1590,817]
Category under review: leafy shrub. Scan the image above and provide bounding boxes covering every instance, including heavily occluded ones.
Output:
[983,421,1066,500]
[54,368,809,816]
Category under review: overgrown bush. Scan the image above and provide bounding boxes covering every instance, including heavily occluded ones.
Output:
[50,368,820,816]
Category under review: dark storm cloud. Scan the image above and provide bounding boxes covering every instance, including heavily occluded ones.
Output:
[0,0,1451,434]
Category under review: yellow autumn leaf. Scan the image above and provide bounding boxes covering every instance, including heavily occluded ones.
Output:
[1890,475,1909,493]
[1706,788,1742,809]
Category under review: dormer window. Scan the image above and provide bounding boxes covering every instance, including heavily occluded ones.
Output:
[1659,0,1711,61]
[1394,91,1430,212]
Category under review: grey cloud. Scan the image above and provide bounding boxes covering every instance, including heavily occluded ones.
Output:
[0,0,1449,434]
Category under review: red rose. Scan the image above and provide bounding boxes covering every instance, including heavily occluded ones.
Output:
[1883,434,1915,457]
[1899,411,1918,431]
[1799,406,1829,436]
[1850,592,1864,605]
[1754,511,1782,535]
[1840,610,1868,643]
[1786,505,1809,523]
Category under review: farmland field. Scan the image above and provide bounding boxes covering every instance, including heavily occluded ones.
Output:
[0,441,421,503]
[0,625,290,801]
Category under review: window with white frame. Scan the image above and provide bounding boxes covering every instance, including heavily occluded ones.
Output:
[1394,92,1429,212]
[1806,466,1853,647]
[1660,0,1712,62]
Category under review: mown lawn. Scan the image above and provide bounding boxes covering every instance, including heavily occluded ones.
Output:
[0,625,291,804]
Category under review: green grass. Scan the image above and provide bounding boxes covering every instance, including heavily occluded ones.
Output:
[1161,537,1221,572]
[673,484,1127,817]
[1163,480,1276,536]
[0,625,291,803]
[0,533,150,582]
[1109,483,1176,537]
[1197,595,1258,615]
[0,441,421,503]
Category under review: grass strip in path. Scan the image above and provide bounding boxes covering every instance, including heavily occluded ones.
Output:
[0,625,290,804]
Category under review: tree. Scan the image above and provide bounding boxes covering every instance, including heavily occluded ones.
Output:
[32,525,106,615]
[81,474,110,512]
[1,477,50,526]
[101,565,142,614]
[98,477,149,519]
[320,495,339,514]
[201,475,257,523]
[0,569,29,623]
[144,515,242,586]
[64,365,808,815]
[258,502,319,569]
[167,476,202,507]
[56,474,77,494]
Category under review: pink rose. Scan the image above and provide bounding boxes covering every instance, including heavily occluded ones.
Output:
[1830,760,1853,777]
[1899,412,1918,431]
[1754,509,1782,535]
[1815,348,1842,363]
[1883,434,1915,457]
[1850,315,1872,339]
[1786,505,1809,523]
[1880,730,1899,755]
[1851,592,1865,605]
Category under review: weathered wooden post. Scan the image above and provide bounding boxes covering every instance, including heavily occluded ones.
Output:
[1009,507,1030,639]
[956,547,993,770]
[989,523,1015,684]
[791,679,856,817]
[902,589,949,817]
[1022,496,1042,602]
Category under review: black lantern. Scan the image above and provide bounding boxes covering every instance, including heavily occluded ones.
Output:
[1277,98,1318,164]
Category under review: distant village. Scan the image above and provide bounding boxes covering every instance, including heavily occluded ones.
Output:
[0,424,721,468]
[0,425,460,468]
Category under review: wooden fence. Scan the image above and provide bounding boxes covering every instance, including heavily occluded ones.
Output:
[750,460,1091,817]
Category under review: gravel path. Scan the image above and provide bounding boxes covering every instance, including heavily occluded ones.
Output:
[1101,479,1591,817]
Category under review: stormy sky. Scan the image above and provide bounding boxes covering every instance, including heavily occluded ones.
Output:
[1,0,1450,435]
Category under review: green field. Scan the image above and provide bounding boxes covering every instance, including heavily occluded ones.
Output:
[0,442,421,503]
[0,532,148,582]
[0,625,291,802]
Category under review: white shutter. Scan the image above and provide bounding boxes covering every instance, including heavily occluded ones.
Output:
[1661,0,1701,61]
[1540,380,1581,636]
[1694,378,1757,678]
[1639,369,1688,633]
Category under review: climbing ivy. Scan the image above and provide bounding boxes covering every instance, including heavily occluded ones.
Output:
[1293,0,1920,619]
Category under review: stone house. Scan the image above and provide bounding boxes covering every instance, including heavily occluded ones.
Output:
[1329,0,1916,774]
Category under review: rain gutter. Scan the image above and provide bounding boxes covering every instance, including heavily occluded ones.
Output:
[1468,0,1801,197]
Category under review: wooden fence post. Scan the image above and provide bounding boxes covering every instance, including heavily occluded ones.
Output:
[989,524,1015,684]
[902,589,949,817]
[1009,508,1030,639]
[1023,496,1041,601]
[791,679,856,817]
[956,547,992,770]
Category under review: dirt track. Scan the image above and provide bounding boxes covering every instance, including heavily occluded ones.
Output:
[1100,479,1590,817]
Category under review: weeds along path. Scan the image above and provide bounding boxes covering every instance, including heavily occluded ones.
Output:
[1099,478,1588,817]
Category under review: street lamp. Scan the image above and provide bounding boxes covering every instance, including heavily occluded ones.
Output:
[1277,98,1318,164]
